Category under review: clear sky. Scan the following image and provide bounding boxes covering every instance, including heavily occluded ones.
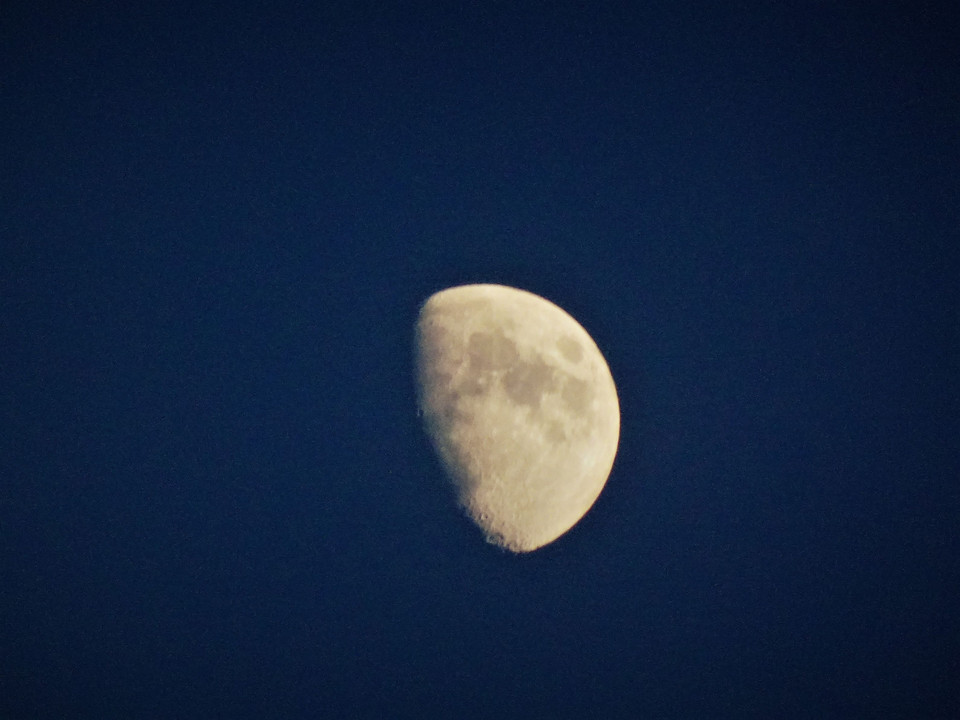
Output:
[3,1,958,717]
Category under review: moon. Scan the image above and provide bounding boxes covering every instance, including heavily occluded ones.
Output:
[414,284,620,552]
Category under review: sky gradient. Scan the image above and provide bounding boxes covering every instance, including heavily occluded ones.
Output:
[3,1,958,717]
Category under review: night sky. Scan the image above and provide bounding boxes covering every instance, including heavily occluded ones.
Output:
[3,1,958,717]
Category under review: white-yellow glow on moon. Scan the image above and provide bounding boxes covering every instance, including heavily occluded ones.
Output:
[414,284,620,552]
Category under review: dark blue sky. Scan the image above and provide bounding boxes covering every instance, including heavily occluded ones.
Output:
[3,1,958,717]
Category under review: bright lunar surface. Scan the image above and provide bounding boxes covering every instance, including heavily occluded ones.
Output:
[414,284,620,552]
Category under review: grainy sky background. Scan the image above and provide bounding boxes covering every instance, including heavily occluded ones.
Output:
[3,1,958,717]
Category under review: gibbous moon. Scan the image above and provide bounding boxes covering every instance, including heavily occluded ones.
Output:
[414,284,620,552]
